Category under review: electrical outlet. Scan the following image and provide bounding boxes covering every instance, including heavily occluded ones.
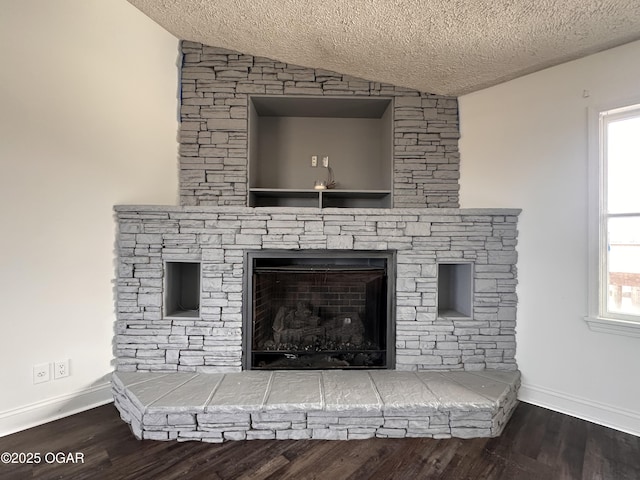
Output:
[33,363,50,384]
[54,360,70,379]
[322,156,329,168]
[311,155,318,167]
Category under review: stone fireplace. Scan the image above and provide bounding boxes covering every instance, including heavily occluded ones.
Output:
[112,205,522,442]
[115,206,519,373]
[112,42,522,442]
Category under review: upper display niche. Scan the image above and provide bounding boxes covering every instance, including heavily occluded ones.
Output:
[248,96,393,208]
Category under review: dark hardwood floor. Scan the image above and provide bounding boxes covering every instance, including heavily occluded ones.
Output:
[0,402,638,479]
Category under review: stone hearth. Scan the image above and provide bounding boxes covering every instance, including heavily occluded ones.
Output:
[112,369,520,442]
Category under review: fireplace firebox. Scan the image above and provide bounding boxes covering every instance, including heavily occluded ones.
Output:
[244,251,395,370]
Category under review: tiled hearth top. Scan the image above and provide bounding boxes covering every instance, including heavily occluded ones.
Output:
[112,369,520,415]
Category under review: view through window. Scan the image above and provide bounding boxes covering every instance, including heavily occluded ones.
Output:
[602,106,640,319]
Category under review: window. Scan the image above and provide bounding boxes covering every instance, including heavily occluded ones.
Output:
[586,102,640,336]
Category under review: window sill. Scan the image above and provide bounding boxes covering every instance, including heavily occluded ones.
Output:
[584,316,640,338]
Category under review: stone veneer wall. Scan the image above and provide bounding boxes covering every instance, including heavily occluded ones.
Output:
[179,41,460,208]
[115,206,519,373]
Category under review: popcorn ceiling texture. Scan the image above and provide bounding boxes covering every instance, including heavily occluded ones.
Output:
[128,0,640,95]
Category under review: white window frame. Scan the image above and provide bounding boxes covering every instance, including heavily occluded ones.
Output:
[585,99,640,337]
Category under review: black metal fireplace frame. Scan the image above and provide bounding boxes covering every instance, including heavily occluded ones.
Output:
[242,249,396,370]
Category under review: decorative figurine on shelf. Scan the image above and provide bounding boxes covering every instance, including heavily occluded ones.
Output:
[314,165,336,190]
[325,165,336,189]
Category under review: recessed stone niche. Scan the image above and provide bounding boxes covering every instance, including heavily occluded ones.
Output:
[438,263,473,318]
[164,261,201,318]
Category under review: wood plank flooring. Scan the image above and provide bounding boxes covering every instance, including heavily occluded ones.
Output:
[0,402,638,479]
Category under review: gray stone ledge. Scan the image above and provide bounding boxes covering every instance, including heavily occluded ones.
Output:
[114,205,522,217]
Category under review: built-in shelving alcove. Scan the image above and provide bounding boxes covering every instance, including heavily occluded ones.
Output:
[248,96,393,208]
[437,263,473,319]
[164,261,201,318]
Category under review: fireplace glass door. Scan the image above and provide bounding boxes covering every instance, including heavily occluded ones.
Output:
[246,252,393,369]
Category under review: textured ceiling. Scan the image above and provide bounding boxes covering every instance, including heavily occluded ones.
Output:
[128,0,640,96]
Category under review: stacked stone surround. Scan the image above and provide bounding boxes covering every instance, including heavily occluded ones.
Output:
[115,206,519,373]
[113,40,524,444]
[179,41,460,208]
[112,370,521,442]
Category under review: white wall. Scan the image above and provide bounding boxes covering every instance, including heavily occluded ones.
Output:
[460,40,640,435]
[0,0,178,435]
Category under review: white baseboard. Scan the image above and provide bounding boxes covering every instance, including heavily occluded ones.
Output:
[0,383,113,437]
[519,383,640,437]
